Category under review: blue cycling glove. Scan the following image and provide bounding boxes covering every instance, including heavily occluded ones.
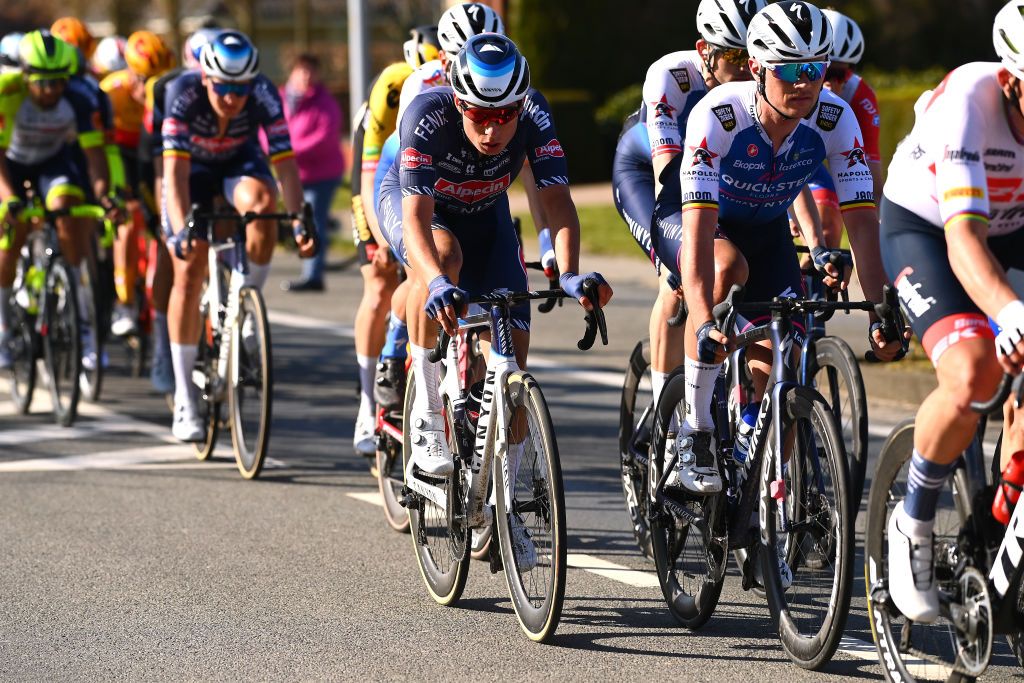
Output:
[424,275,466,320]
[167,229,191,260]
[810,246,842,278]
[559,271,609,302]
[695,320,724,364]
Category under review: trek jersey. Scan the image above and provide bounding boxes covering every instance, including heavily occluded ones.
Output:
[884,62,1024,237]
[679,82,875,224]
[161,71,294,164]
[0,71,104,165]
[384,88,568,216]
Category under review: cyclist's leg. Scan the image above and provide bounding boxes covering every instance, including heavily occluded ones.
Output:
[0,159,34,364]
[354,239,399,452]
[111,146,142,334]
[223,147,279,290]
[150,160,174,392]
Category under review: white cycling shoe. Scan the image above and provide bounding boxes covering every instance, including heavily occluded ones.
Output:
[110,303,137,337]
[887,501,939,623]
[754,533,793,590]
[667,430,722,495]
[510,512,538,571]
[409,412,453,477]
[352,412,376,458]
[172,398,205,443]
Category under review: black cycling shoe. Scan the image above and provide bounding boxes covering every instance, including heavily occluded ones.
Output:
[374,357,406,409]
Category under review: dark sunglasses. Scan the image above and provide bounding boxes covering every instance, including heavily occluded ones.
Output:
[454,96,522,126]
[766,61,828,84]
[210,80,253,97]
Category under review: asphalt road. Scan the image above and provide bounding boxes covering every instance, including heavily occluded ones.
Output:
[0,250,1019,681]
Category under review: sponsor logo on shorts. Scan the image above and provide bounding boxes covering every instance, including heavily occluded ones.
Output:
[894,267,936,318]
[942,186,985,201]
[401,148,433,170]
[434,174,511,203]
[534,139,564,160]
[712,104,736,131]
[815,102,843,131]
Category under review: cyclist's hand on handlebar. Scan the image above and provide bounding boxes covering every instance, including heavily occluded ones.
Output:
[559,271,612,311]
[996,301,1024,373]
[811,246,847,291]
[424,274,465,336]
[868,321,909,362]
[167,228,193,260]
[292,219,317,259]
[695,320,729,364]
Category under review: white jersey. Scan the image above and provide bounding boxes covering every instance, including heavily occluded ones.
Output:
[396,59,447,131]
[884,62,1024,236]
[640,51,708,160]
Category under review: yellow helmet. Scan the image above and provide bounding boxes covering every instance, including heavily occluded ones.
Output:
[50,17,95,59]
[125,31,173,79]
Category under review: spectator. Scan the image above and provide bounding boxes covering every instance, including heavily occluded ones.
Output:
[280,53,344,292]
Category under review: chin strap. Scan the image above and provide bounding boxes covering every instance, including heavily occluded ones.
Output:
[702,49,722,89]
[757,70,795,121]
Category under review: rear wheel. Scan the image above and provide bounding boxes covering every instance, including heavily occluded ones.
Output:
[619,338,654,559]
[230,287,272,479]
[42,259,81,427]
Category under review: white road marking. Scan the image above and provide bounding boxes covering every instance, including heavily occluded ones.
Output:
[0,445,193,471]
[565,553,661,588]
[347,491,384,507]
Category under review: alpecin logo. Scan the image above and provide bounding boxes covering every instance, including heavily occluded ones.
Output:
[434,174,511,203]
[401,148,432,169]
[534,139,564,159]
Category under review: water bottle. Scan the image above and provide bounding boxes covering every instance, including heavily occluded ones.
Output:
[733,402,760,466]
[465,380,485,425]
[993,450,1024,525]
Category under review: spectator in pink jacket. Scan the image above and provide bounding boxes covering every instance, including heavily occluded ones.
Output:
[280,53,344,291]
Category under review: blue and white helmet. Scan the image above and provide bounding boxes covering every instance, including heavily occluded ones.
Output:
[187,28,223,68]
[449,33,529,108]
[199,30,259,82]
[0,32,24,70]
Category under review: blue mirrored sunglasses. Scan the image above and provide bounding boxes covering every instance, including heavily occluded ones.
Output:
[211,80,253,97]
[766,61,828,83]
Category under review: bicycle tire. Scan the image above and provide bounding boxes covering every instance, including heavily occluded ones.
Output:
[230,286,272,479]
[193,300,220,461]
[377,405,410,532]
[405,368,471,606]
[77,256,104,402]
[811,336,868,517]
[7,296,37,415]
[42,258,81,427]
[619,338,655,559]
[760,384,852,670]
[649,370,726,630]
[493,370,566,642]
[864,419,979,682]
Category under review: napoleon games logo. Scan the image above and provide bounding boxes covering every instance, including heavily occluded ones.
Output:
[435,174,511,203]
[650,95,677,119]
[841,137,867,168]
[401,148,433,170]
[688,137,718,168]
[534,139,564,160]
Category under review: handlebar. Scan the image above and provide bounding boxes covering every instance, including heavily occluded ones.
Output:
[970,373,1024,415]
[863,284,909,363]
[523,260,561,313]
[184,202,319,256]
[1,198,114,250]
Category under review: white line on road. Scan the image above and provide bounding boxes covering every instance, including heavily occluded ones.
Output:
[0,445,193,471]
[565,553,660,588]
[347,491,384,507]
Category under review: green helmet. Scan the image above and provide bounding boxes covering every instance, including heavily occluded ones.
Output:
[19,30,74,79]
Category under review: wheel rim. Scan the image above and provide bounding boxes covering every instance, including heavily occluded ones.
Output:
[232,292,271,475]
[46,268,78,415]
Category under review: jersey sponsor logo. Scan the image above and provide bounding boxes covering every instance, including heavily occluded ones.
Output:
[650,95,677,119]
[942,186,984,201]
[189,134,247,155]
[413,109,449,141]
[534,138,564,159]
[986,177,1024,203]
[162,117,186,136]
[733,160,766,171]
[682,191,714,203]
[424,69,445,87]
[522,97,552,132]
[712,104,736,132]
[943,146,981,163]
[747,143,759,157]
[909,144,925,160]
[688,137,718,168]
[987,162,1014,173]
[816,103,843,132]
[858,97,878,117]
[266,119,290,137]
[401,147,433,169]
[841,137,868,168]
[986,148,1017,159]
[386,89,400,108]
[434,173,511,203]
[669,68,691,93]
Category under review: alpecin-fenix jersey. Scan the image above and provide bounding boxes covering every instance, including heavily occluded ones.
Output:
[384,88,568,216]
[679,81,875,225]
[884,62,1024,237]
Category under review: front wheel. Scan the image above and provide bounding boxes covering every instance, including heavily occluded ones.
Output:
[8,300,37,415]
[494,371,566,643]
[760,385,852,670]
[619,338,654,559]
[42,259,81,427]
[229,287,272,479]
[193,302,220,461]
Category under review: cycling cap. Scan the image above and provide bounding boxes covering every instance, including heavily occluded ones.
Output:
[746,1,832,63]
[438,3,505,58]
[404,25,442,68]
[92,36,127,76]
[0,32,24,69]
[200,31,259,82]
[821,9,864,64]
[696,0,767,50]
[995,0,1024,80]
[449,33,529,108]
[20,30,75,78]
[125,31,172,79]
[50,17,95,58]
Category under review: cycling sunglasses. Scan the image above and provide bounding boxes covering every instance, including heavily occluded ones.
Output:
[454,96,522,126]
[210,80,253,97]
[716,48,749,67]
[766,61,828,83]
[26,74,68,88]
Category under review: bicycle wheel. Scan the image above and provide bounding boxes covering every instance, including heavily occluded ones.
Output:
[41,259,81,427]
[493,370,566,642]
[193,300,220,461]
[405,368,471,605]
[649,371,727,630]
[810,336,868,516]
[619,338,655,559]
[229,286,272,479]
[865,419,980,682]
[377,409,410,533]
[77,257,103,402]
[760,385,852,669]
[7,297,37,415]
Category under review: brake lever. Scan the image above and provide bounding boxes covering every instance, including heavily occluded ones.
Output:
[667,299,686,328]
[537,275,559,313]
[299,201,320,258]
[577,280,608,350]
[712,284,744,337]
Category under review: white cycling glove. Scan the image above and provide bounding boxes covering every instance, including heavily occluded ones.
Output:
[996,300,1024,357]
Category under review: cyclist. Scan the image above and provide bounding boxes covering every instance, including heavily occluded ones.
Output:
[347,24,443,457]
[0,33,23,73]
[881,1,1024,623]
[50,17,96,66]
[377,33,612,490]
[802,9,883,251]
[141,28,221,395]
[92,35,127,80]
[612,0,765,413]
[0,31,111,368]
[161,31,314,441]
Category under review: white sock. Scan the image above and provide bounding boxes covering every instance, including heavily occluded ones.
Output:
[356,353,375,421]
[898,502,935,539]
[410,343,441,414]
[170,343,197,408]
[71,266,90,323]
[651,369,668,407]
[153,311,170,360]
[682,356,721,433]
[244,262,270,290]
[0,286,11,334]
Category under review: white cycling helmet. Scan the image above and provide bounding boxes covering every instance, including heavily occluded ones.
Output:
[199,30,259,82]
[995,0,1024,80]
[747,1,833,63]
[0,32,23,71]
[92,35,127,76]
[696,0,768,50]
[437,2,504,58]
[186,28,222,69]
[821,9,864,64]
[449,33,529,108]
